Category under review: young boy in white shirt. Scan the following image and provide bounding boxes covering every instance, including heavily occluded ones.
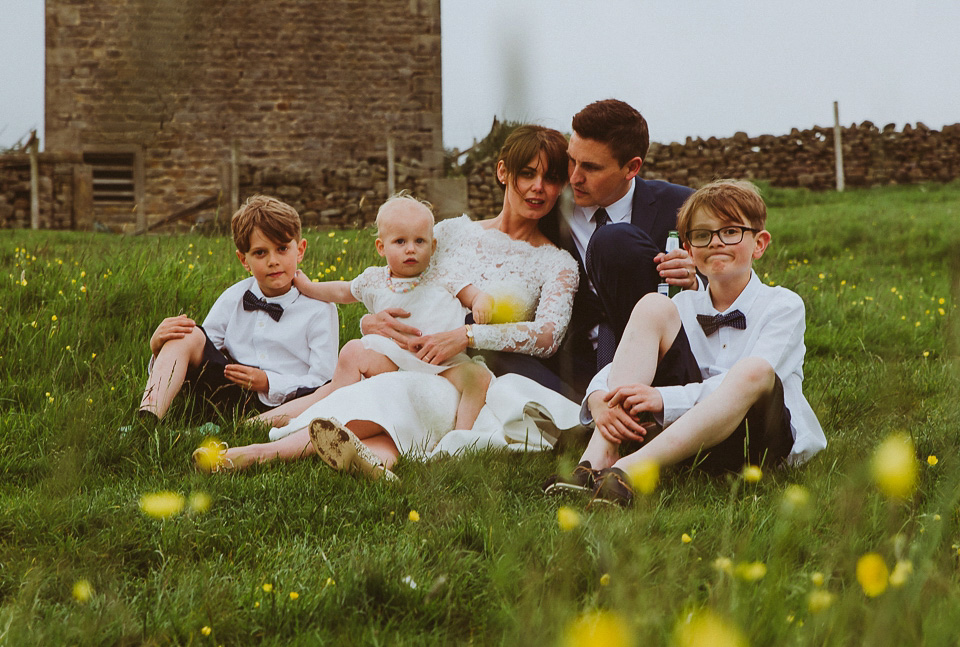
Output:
[136,195,338,425]
[545,180,826,505]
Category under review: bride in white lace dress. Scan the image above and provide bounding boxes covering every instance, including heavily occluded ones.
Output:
[216,126,584,474]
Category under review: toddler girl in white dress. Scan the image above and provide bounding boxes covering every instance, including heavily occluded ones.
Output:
[292,192,494,431]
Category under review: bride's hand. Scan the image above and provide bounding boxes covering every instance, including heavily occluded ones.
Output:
[360,308,422,350]
[414,327,469,365]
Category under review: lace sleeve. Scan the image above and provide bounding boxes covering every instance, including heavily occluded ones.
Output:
[472,250,579,358]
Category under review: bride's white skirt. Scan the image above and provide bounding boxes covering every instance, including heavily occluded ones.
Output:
[268,371,586,459]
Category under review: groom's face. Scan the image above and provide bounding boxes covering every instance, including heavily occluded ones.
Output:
[568,133,640,208]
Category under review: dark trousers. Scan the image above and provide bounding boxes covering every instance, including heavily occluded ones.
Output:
[654,326,794,473]
[557,222,664,398]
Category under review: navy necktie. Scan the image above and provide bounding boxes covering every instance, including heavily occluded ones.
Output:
[242,290,284,322]
[587,208,616,369]
[697,310,746,336]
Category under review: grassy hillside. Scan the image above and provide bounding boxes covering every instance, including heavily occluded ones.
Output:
[1,183,958,645]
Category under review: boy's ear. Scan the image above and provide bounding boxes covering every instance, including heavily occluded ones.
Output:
[236,249,251,273]
[296,237,307,262]
[374,237,385,257]
[752,230,772,260]
[432,237,437,253]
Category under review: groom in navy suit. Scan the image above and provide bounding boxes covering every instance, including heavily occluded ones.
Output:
[556,99,697,397]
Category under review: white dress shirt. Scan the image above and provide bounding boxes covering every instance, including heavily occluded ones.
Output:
[201,277,339,406]
[565,178,637,289]
[583,271,826,465]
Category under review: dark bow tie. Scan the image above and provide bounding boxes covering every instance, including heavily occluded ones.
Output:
[242,290,284,322]
[697,310,746,336]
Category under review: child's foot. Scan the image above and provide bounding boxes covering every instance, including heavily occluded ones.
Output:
[543,461,599,495]
[308,417,398,482]
[589,467,634,507]
[118,409,160,437]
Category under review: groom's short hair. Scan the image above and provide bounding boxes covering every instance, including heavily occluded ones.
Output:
[572,99,650,167]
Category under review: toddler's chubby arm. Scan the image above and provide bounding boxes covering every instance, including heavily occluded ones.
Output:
[457,284,494,325]
[149,315,196,357]
[293,270,357,304]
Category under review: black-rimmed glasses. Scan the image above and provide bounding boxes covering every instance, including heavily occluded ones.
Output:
[686,226,759,247]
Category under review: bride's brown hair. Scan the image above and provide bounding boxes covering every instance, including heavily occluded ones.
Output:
[496,125,569,191]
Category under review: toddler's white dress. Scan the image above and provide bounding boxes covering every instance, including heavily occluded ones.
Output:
[350,265,473,374]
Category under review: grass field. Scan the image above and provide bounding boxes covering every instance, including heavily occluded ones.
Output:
[1,183,959,645]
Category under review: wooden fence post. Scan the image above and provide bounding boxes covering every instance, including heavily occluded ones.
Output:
[833,101,845,192]
[28,131,40,229]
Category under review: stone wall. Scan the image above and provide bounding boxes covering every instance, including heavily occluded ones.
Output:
[6,119,960,230]
[640,121,960,190]
[43,0,443,231]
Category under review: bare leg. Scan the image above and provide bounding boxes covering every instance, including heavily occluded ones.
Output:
[221,418,399,471]
[254,339,398,427]
[615,357,776,471]
[441,363,492,430]
[139,327,207,419]
[580,293,680,469]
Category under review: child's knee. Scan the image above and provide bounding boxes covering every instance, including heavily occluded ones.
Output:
[627,292,679,330]
[338,339,367,364]
[731,357,776,396]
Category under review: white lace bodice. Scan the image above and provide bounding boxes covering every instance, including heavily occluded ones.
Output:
[432,216,579,358]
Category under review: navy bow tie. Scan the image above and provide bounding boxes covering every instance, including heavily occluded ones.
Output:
[697,310,746,336]
[242,290,284,322]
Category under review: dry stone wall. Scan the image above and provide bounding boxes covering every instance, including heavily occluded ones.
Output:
[640,121,960,190]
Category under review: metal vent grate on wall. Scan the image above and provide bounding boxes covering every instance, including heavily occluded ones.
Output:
[83,152,136,204]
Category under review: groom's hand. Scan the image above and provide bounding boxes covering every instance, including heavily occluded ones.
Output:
[654,248,698,291]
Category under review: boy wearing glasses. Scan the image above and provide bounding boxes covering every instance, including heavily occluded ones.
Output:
[544,180,826,505]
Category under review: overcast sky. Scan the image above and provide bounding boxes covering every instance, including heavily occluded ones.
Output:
[3,0,958,151]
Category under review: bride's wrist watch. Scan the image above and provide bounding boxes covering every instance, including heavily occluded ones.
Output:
[464,324,475,348]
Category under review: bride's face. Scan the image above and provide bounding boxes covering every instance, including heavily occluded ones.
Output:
[497,151,563,222]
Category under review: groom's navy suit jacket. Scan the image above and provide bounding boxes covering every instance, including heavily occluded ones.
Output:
[555,177,694,395]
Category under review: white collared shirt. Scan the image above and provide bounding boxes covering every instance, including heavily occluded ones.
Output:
[583,271,826,465]
[201,277,339,406]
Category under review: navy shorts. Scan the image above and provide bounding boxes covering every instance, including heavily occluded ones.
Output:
[653,325,794,473]
[184,328,319,417]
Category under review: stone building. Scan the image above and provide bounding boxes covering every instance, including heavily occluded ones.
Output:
[42,0,443,231]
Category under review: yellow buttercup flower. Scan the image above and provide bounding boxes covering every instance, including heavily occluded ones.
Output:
[408,510,420,522]
[188,491,212,514]
[139,491,185,520]
[557,506,581,532]
[807,589,834,613]
[742,465,762,482]
[201,626,212,636]
[810,572,824,587]
[927,455,938,466]
[734,561,767,582]
[780,485,810,515]
[889,560,913,588]
[871,433,917,499]
[856,553,889,597]
[599,573,611,587]
[289,591,300,600]
[72,579,94,603]
[712,557,733,575]
[489,292,526,324]
[193,438,225,473]
[672,609,747,647]
[262,583,273,593]
[681,533,692,544]
[564,610,631,647]
[626,459,659,495]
